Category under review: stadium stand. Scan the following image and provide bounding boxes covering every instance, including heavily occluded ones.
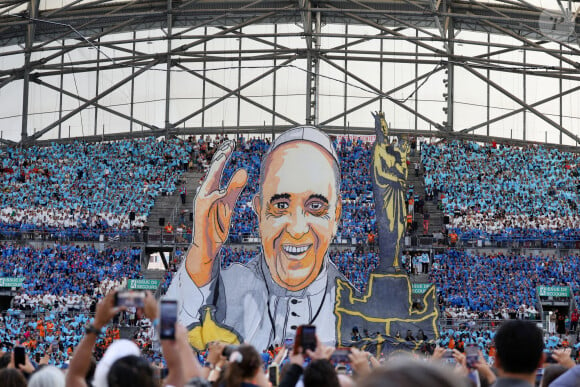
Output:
[1,137,579,384]
[422,141,580,245]
[1,244,142,307]
[0,137,191,240]
[430,249,580,314]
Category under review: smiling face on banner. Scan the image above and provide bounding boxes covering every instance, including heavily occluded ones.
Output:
[253,141,342,291]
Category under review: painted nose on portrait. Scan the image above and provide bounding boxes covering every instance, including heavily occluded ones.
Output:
[286,207,309,238]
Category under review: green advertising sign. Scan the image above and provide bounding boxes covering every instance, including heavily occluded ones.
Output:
[127,279,161,290]
[0,277,25,288]
[412,283,432,294]
[538,286,570,297]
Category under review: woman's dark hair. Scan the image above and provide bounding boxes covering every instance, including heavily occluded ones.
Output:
[106,355,156,387]
[304,359,340,387]
[0,368,27,387]
[224,345,262,387]
[0,352,12,369]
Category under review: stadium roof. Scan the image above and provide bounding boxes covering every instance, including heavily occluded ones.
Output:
[0,0,579,149]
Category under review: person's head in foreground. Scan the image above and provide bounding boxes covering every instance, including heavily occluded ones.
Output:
[358,357,469,387]
[224,344,263,387]
[0,368,27,387]
[494,320,544,385]
[92,339,155,387]
[254,127,342,291]
[304,359,340,387]
[28,365,65,387]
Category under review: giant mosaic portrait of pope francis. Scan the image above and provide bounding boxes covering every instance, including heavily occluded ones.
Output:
[166,121,438,351]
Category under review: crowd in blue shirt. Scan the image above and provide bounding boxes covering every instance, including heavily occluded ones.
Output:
[0,312,90,368]
[437,326,580,362]
[422,141,580,243]
[0,244,142,300]
[430,249,580,313]
[0,137,191,239]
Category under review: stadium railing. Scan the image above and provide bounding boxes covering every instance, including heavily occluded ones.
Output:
[438,318,543,331]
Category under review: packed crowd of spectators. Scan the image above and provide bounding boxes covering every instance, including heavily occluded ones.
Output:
[430,249,580,314]
[437,325,580,364]
[422,141,580,243]
[0,310,158,370]
[2,294,579,387]
[0,137,191,239]
[0,244,142,310]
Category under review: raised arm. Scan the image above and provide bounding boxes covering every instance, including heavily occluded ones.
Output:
[187,140,248,287]
[66,291,122,387]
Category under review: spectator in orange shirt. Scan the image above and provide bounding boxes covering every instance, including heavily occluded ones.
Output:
[46,320,55,334]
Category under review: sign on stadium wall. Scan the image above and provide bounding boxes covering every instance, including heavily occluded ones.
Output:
[0,277,25,287]
[412,283,433,294]
[538,286,570,297]
[127,279,161,290]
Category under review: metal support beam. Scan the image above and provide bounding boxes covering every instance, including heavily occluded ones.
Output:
[319,65,445,126]
[173,63,299,125]
[21,0,39,144]
[172,56,299,128]
[176,65,300,125]
[461,84,580,135]
[313,11,321,126]
[460,63,580,144]
[58,39,64,139]
[321,57,445,131]
[164,0,172,133]
[94,36,101,136]
[272,24,277,127]
[129,30,136,132]
[444,3,454,131]
[522,48,526,140]
[33,78,160,133]
[28,60,159,142]
[486,32,490,137]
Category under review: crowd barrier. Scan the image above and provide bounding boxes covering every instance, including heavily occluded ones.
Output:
[2,227,580,252]
[405,234,580,249]
[0,228,143,243]
[438,318,542,331]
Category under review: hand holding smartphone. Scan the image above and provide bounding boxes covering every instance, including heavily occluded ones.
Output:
[268,364,280,386]
[159,299,178,340]
[294,325,316,355]
[114,290,146,308]
[465,344,479,369]
[14,346,25,369]
[330,348,351,365]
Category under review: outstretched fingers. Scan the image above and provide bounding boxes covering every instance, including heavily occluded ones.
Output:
[200,140,235,196]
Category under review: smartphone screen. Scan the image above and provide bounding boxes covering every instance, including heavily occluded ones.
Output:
[268,364,279,386]
[14,346,25,368]
[115,291,145,308]
[160,300,178,339]
[442,349,456,365]
[301,325,316,353]
[284,338,293,348]
[465,345,479,369]
[330,348,351,364]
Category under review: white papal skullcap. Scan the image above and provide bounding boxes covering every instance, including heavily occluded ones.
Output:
[266,126,339,165]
